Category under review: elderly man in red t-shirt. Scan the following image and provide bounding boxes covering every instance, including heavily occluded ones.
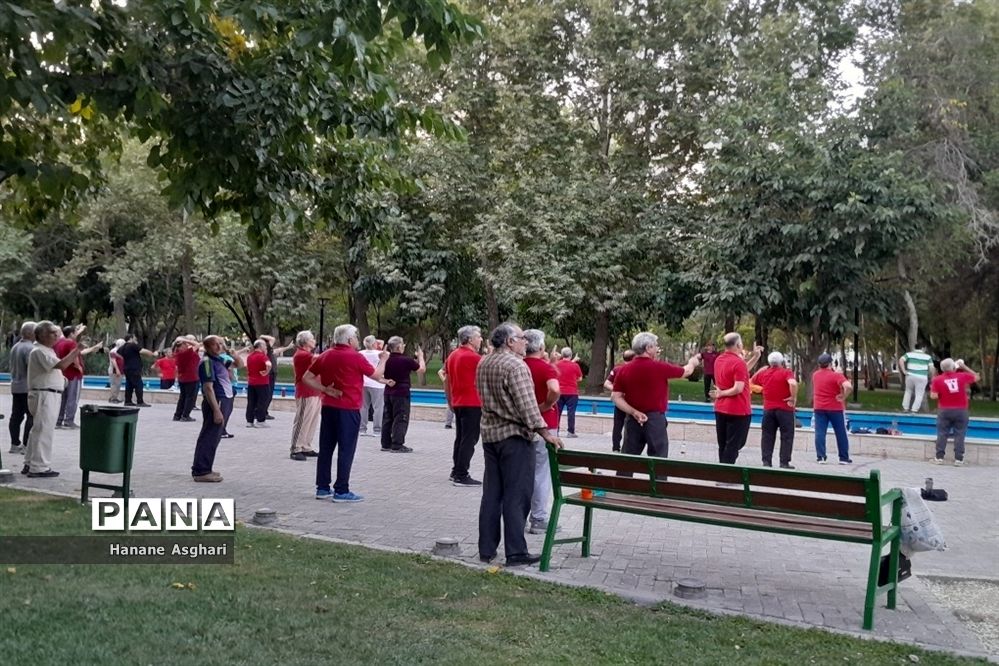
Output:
[710,332,755,464]
[303,323,388,502]
[811,352,853,464]
[289,330,321,461]
[929,358,980,466]
[444,325,484,487]
[555,348,583,438]
[612,332,700,461]
[244,340,273,428]
[523,329,561,534]
[750,351,798,468]
[173,337,202,422]
[54,324,88,430]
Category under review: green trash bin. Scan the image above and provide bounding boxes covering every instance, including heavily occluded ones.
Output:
[79,404,140,506]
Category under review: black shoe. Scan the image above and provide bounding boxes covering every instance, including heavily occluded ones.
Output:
[302,450,318,457]
[265,415,275,420]
[762,461,772,467]
[221,433,234,439]
[506,553,542,566]
[391,446,413,453]
[381,447,393,452]
[180,416,196,422]
[27,469,60,478]
[780,464,796,469]
[173,416,181,421]
[290,452,307,461]
[137,402,151,407]
[124,402,136,406]
[479,554,495,563]
[444,424,452,429]
[21,464,29,475]
[452,476,482,487]
[612,447,621,452]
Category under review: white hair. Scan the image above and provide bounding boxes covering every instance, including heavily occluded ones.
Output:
[457,325,481,345]
[560,347,572,359]
[334,325,359,346]
[631,332,658,355]
[767,351,785,367]
[940,358,956,372]
[362,335,377,350]
[19,321,36,337]
[523,329,546,354]
[295,330,315,347]
[386,335,404,352]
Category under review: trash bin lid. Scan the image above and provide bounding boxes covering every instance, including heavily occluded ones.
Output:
[81,404,140,417]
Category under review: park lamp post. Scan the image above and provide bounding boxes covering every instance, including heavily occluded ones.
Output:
[317,297,329,352]
[852,308,860,403]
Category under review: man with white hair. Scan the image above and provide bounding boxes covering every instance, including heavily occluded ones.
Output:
[8,321,36,454]
[380,336,426,453]
[710,332,754,464]
[555,347,583,438]
[445,325,484,486]
[24,321,102,477]
[523,328,561,534]
[191,335,233,482]
[750,351,798,468]
[611,332,700,460]
[289,330,321,461]
[929,358,980,466]
[358,334,386,437]
[303,324,388,502]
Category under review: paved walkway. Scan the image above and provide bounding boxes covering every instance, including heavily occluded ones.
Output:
[3,397,997,658]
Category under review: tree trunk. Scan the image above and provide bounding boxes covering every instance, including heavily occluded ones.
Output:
[897,256,918,350]
[483,279,499,330]
[179,241,196,334]
[724,314,736,333]
[112,298,127,337]
[993,319,999,401]
[351,289,370,339]
[586,309,610,394]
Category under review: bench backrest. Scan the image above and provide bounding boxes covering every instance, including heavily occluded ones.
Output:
[550,447,884,526]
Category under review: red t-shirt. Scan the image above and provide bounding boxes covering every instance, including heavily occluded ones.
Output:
[246,350,271,386]
[556,360,583,396]
[308,344,374,410]
[931,372,976,410]
[701,350,720,376]
[812,368,848,411]
[714,351,751,416]
[445,347,482,408]
[174,347,200,382]
[525,356,559,428]
[612,356,684,413]
[54,338,82,380]
[751,366,795,411]
[154,357,177,380]
[293,348,319,399]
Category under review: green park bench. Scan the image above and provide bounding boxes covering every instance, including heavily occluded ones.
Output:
[540,448,904,630]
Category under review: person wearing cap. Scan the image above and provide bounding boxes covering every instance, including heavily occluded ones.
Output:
[710,332,755,464]
[750,352,798,468]
[812,352,853,464]
[929,358,980,466]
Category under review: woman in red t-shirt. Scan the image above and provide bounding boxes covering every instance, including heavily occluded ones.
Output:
[153,350,177,390]
[244,340,273,427]
[750,352,798,468]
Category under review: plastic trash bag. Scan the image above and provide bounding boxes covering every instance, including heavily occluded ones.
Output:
[899,487,947,555]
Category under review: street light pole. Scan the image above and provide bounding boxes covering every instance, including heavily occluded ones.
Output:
[207,311,213,336]
[852,307,860,403]
[318,298,329,352]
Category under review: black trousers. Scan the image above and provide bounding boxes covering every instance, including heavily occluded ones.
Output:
[192,396,232,476]
[611,407,626,452]
[716,413,752,464]
[265,372,276,417]
[175,381,199,419]
[451,407,481,480]
[124,370,144,404]
[703,374,714,400]
[246,385,270,423]
[9,392,32,447]
[478,436,534,560]
[761,409,795,466]
[622,412,669,459]
[381,394,412,449]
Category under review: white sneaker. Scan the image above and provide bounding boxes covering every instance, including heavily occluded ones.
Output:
[953,459,965,467]
[930,457,944,465]
[246,423,257,428]
[8,445,25,455]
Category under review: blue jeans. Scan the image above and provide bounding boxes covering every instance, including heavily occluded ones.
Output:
[813,410,850,461]
[316,407,361,494]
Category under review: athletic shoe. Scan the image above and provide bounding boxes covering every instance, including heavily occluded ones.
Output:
[444,424,453,429]
[221,433,235,439]
[479,554,495,563]
[315,489,333,500]
[816,457,827,464]
[838,459,853,465]
[108,398,122,403]
[528,522,561,535]
[302,450,318,457]
[452,476,482,487]
[391,446,413,453]
[255,422,270,429]
[55,424,66,430]
[565,432,578,438]
[779,464,796,470]
[123,402,136,406]
[953,459,966,467]
[173,416,182,422]
[359,431,372,437]
[265,415,275,420]
[290,452,307,461]
[21,464,29,475]
[931,457,944,465]
[180,416,196,423]
[27,469,60,478]
[192,472,223,483]
[246,423,257,428]
[8,445,24,455]
[332,491,364,503]
[63,423,79,429]
[137,402,151,407]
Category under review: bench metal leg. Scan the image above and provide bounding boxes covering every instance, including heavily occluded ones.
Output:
[582,506,593,558]
[81,470,90,505]
[863,543,881,630]
[540,499,563,572]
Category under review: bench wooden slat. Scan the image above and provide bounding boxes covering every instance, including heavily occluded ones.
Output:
[559,471,653,494]
[747,490,868,520]
[745,469,868,497]
[571,493,873,542]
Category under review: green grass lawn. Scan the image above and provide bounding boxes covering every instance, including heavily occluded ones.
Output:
[0,489,985,665]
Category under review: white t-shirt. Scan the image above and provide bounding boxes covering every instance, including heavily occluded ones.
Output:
[28,343,65,391]
[361,349,383,390]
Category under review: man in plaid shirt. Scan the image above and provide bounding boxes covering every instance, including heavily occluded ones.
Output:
[475,323,563,566]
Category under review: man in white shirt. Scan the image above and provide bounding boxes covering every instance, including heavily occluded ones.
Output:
[24,321,102,477]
